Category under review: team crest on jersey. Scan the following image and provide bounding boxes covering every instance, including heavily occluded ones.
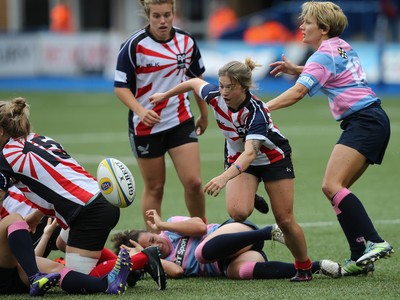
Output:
[176,53,186,69]
[338,47,348,59]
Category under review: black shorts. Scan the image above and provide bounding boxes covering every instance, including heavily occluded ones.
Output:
[0,267,28,294]
[217,219,268,276]
[129,118,198,158]
[68,194,120,251]
[226,155,295,182]
[338,103,390,164]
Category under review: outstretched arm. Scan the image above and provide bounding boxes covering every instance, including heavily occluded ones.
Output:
[145,209,207,237]
[192,76,208,136]
[266,83,308,111]
[149,78,207,104]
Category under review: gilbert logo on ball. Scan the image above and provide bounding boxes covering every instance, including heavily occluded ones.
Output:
[97,158,136,208]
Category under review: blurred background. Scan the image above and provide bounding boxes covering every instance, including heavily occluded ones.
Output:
[0,0,399,93]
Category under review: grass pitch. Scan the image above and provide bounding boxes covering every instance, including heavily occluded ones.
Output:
[0,91,398,299]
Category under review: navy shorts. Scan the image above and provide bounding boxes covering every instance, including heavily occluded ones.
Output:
[226,155,295,182]
[129,118,198,158]
[0,267,28,294]
[217,219,268,276]
[338,103,390,164]
[68,194,120,251]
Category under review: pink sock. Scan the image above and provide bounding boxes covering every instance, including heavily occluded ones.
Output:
[332,188,351,215]
[238,261,256,279]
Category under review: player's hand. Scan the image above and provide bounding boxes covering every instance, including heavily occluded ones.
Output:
[203,175,229,197]
[43,217,58,238]
[146,209,163,231]
[137,108,161,127]
[121,239,144,256]
[149,93,168,104]
[269,54,299,77]
[195,115,208,136]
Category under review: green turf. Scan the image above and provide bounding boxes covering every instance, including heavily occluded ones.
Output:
[0,91,399,299]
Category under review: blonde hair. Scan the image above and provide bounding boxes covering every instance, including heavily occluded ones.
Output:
[139,0,175,17]
[218,57,261,90]
[300,1,348,37]
[0,97,31,139]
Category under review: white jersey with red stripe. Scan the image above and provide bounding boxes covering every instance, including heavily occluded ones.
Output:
[114,26,205,136]
[0,185,37,219]
[0,133,99,228]
[199,83,292,166]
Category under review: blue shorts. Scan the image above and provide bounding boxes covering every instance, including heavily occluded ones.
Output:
[338,103,390,165]
[129,118,198,158]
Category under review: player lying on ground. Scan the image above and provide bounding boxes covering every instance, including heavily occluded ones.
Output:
[112,209,343,280]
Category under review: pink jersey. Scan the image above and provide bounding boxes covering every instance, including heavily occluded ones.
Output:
[114,26,205,136]
[0,133,99,228]
[297,37,379,121]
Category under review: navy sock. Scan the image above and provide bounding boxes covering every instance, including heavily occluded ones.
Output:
[253,261,296,279]
[338,193,383,245]
[8,226,39,279]
[337,213,366,261]
[61,270,108,294]
[201,226,272,261]
[253,261,320,279]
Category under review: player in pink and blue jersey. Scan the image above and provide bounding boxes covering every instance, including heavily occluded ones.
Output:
[112,209,342,280]
[267,1,393,276]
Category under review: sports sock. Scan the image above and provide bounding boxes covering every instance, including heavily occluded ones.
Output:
[90,252,148,278]
[337,213,365,261]
[252,261,296,279]
[97,247,117,264]
[195,226,272,263]
[7,220,39,279]
[333,189,383,257]
[248,260,320,279]
[294,258,312,270]
[60,268,108,294]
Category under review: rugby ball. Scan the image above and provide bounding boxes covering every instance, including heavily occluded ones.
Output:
[97,158,136,208]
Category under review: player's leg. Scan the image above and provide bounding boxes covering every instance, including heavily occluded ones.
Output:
[195,221,281,263]
[130,131,167,231]
[265,178,312,281]
[136,156,166,231]
[224,173,259,222]
[323,144,393,270]
[0,213,60,296]
[168,121,206,222]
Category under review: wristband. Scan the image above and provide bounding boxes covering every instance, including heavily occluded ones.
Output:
[232,162,242,173]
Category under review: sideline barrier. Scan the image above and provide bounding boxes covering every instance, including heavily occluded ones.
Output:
[0,33,399,92]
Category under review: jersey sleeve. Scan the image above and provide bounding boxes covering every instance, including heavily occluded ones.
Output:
[297,52,333,97]
[199,83,219,104]
[185,38,205,78]
[114,41,136,89]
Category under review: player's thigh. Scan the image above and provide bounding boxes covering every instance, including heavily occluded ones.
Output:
[202,222,254,244]
[323,144,368,192]
[226,250,265,279]
[225,174,258,214]
[168,142,201,185]
[264,178,295,219]
[137,156,166,187]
